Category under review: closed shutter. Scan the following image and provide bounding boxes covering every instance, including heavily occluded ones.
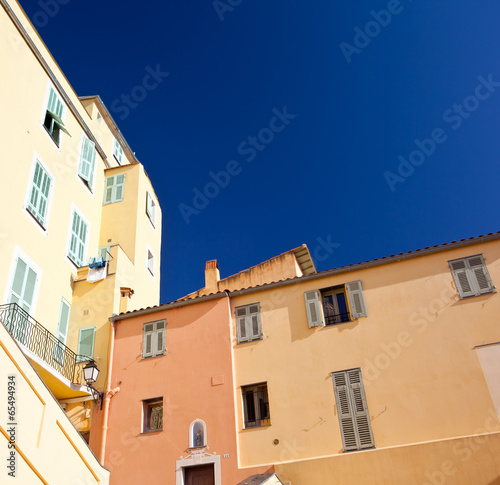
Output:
[467,255,494,295]
[449,255,494,298]
[236,307,248,343]
[155,321,166,356]
[114,174,125,202]
[142,323,154,358]
[332,369,374,451]
[68,211,88,267]
[113,139,124,164]
[54,299,70,364]
[304,290,323,327]
[449,259,475,298]
[248,304,262,339]
[236,305,262,343]
[103,176,114,204]
[10,257,38,314]
[346,281,367,319]
[79,138,96,187]
[77,327,95,361]
[28,161,51,226]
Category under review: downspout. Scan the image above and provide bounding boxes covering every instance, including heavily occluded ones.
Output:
[100,319,119,464]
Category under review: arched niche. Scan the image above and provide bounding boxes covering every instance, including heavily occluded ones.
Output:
[189,419,207,448]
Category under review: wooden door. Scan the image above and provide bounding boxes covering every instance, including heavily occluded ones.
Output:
[184,464,215,485]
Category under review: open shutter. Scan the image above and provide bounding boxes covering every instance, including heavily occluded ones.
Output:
[467,255,494,295]
[114,174,125,202]
[143,323,154,358]
[68,212,80,263]
[155,321,166,356]
[47,88,64,117]
[77,327,95,361]
[79,138,96,185]
[346,281,367,319]
[236,307,248,343]
[304,290,323,327]
[54,299,70,364]
[449,259,475,298]
[248,304,262,339]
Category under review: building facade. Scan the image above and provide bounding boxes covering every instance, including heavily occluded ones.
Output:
[0,0,161,481]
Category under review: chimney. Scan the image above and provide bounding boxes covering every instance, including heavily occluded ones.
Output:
[119,287,134,314]
[205,260,220,293]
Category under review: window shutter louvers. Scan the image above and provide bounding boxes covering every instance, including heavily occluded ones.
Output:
[79,138,96,185]
[332,369,374,452]
[156,321,166,355]
[104,176,114,204]
[304,290,323,327]
[449,255,494,298]
[114,174,125,202]
[346,281,367,319]
[28,161,51,226]
[143,323,154,358]
[68,211,88,267]
[236,307,248,342]
[249,304,262,339]
[54,300,70,364]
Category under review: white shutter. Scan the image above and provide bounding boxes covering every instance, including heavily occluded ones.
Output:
[346,281,367,319]
[304,290,323,327]
[467,255,494,295]
[248,304,262,339]
[143,323,155,358]
[236,307,248,343]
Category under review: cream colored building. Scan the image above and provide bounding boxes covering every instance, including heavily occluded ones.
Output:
[0,0,161,480]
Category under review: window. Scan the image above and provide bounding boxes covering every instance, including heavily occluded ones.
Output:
[67,209,89,267]
[113,138,124,164]
[146,191,156,227]
[449,254,495,299]
[147,249,155,276]
[43,87,69,145]
[143,398,163,432]
[9,254,39,314]
[235,303,262,343]
[242,383,270,428]
[54,299,70,364]
[26,159,52,228]
[331,368,374,452]
[103,174,125,204]
[78,136,96,191]
[98,245,111,262]
[304,280,367,328]
[77,326,95,362]
[142,320,166,358]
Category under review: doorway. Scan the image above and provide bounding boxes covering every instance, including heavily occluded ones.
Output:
[184,464,215,485]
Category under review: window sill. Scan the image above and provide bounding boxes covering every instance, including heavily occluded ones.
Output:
[237,337,263,345]
[26,209,47,232]
[141,429,163,435]
[243,419,271,429]
[458,290,496,300]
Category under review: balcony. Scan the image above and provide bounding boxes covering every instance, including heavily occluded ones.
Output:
[0,303,92,396]
[324,312,351,325]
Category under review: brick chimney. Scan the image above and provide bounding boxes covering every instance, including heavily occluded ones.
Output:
[205,260,220,293]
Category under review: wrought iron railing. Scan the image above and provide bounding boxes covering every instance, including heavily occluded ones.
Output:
[0,303,91,385]
[325,312,351,325]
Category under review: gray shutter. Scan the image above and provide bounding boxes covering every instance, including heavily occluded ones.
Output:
[155,321,166,356]
[236,307,248,343]
[143,323,154,358]
[449,259,475,298]
[467,255,494,295]
[248,304,262,339]
[347,281,367,319]
[332,369,374,451]
[114,174,125,202]
[304,290,323,327]
[77,327,95,360]
[104,176,114,204]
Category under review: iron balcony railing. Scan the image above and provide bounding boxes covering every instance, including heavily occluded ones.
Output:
[0,303,91,386]
[325,312,351,325]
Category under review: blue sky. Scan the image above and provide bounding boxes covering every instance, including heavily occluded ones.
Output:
[23,0,500,302]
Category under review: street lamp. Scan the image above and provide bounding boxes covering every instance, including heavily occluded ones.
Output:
[83,361,103,409]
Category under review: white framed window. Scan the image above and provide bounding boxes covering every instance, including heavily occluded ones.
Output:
[142,320,166,358]
[113,138,124,165]
[332,368,375,452]
[242,383,270,428]
[146,191,157,228]
[54,298,70,364]
[77,326,96,362]
[42,85,70,146]
[304,280,367,328]
[103,174,125,204]
[147,249,155,276]
[449,254,495,299]
[67,207,89,267]
[25,155,53,230]
[235,303,262,344]
[78,135,96,191]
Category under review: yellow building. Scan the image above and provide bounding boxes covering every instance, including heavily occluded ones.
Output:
[0,0,161,480]
[223,232,500,484]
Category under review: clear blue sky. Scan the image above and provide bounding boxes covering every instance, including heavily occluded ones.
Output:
[23,0,500,302]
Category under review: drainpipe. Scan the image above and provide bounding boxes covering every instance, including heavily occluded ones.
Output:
[99,319,119,464]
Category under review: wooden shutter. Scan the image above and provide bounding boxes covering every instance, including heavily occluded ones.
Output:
[467,255,494,295]
[332,369,374,451]
[114,174,125,202]
[79,138,96,186]
[346,281,367,319]
[155,321,166,356]
[449,259,474,298]
[77,327,95,361]
[143,323,155,358]
[248,304,262,339]
[304,290,323,327]
[54,299,70,364]
[236,307,248,343]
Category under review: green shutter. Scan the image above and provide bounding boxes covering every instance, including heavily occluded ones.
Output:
[68,211,88,267]
[79,138,96,187]
[54,299,70,364]
[77,327,95,361]
[346,281,367,319]
[304,290,323,327]
[103,176,114,204]
[114,174,125,202]
[9,257,38,314]
[28,161,51,227]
